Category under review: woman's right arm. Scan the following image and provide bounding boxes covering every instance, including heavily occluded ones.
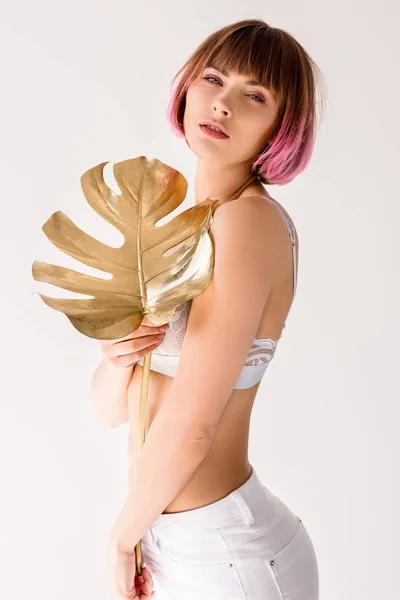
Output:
[91,357,134,428]
[91,318,168,428]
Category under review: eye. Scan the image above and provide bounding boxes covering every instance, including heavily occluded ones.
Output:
[202,76,265,104]
[203,75,220,85]
[248,94,265,103]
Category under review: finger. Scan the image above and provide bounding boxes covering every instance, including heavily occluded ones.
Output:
[136,566,152,599]
[140,565,152,581]
[121,319,161,335]
[142,316,164,327]
[111,334,164,362]
[124,333,165,354]
[117,326,166,346]
[141,565,154,588]
[136,323,168,336]
[115,342,161,369]
[141,567,155,599]
[140,577,151,596]
[140,581,154,599]
[106,324,160,344]
[137,565,149,583]
[141,319,169,333]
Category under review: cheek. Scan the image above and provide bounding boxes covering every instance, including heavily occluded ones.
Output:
[233,122,270,160]
[183,88,207,131]
[183,88,197,121]
[239,120,265,148]
[188,84,205,105]
[244,115,273,148]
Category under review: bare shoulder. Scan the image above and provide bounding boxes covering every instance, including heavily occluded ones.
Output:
[211,193,279,245]
[240,191,299,251]
[208,193,290,290]
[212,192,297,252]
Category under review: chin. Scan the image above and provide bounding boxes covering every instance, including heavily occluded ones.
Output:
[190,134,228,156]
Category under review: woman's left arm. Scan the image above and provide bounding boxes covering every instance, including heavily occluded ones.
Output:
[109,408,212,551]
[108,196,288,554]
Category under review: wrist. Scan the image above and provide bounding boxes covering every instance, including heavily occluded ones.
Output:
[103,355,136,376]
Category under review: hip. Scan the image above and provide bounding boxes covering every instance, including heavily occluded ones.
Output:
[141,465,319,599]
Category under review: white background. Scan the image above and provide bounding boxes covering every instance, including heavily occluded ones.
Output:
[0,1,398,599]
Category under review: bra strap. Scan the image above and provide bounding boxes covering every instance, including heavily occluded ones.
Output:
[260,196,298,323]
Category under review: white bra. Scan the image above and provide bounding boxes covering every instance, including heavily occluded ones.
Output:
[137,196,297,389]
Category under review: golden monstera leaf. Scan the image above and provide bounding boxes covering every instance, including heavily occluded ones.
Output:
[32,156,218,339]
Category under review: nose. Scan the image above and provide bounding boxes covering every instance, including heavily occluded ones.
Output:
[214,106,228,115]
[212,97,230,116]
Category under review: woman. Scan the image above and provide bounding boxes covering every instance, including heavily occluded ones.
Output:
[92,18,325,600]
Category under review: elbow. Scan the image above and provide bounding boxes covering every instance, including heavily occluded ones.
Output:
[94,411,126,428]
[166,416,214,448]
[107,416,127,428]
[184,424,215,446]
[106,416,128,428]
[92,397,128,428]
[188,429,213,444]
[176,414,216,446]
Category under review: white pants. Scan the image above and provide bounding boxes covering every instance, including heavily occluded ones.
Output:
[141,466,319,599]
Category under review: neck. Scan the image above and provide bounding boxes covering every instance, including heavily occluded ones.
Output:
[194,159,258,205]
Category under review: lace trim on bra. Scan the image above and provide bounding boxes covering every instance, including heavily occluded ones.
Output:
[153,300,192,358]
[244,337,279,366]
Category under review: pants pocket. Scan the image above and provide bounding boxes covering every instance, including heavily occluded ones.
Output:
[266,518,319,600]
[150,529,247,600]
[153,527,231,567]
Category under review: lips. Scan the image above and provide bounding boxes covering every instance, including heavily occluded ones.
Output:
[199,120,230,137]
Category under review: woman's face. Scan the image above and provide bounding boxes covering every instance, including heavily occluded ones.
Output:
[183,63,280,166]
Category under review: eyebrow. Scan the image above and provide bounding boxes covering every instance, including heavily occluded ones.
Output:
[209,63,263,88]
[207,63,275,99]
